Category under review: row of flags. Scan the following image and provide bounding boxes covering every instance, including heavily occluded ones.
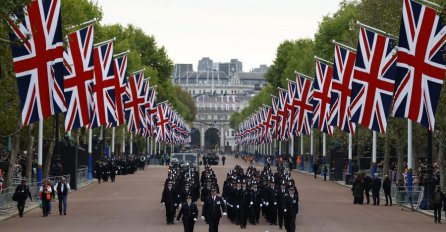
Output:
[236,0,446,145]
[7,0,190,144]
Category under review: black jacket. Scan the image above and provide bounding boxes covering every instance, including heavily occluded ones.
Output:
[283,193,299,215]
[177,203,198,221]
[202,195,227,219]
[14,185,32,201]
[161,187,179,206]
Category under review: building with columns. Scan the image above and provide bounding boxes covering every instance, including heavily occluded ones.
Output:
[173,60,268,151]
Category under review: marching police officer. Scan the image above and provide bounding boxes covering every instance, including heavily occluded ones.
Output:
[202,187,227,232]
[238,180,250,229]
[283,186,299,232]
[161,181,179,224]
[248,181,261,225]
[277,181,288,229]
[177,195,198,232]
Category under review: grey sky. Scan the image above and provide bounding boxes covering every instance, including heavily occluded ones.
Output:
[97,0,343,71]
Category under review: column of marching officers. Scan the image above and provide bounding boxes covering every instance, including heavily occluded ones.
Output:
[161,162,299,232]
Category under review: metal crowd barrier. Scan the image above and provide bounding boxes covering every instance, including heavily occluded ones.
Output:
[76,167,90,189]
[391,185,424,211]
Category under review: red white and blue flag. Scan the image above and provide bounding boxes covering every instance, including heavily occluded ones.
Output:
[89,40,116,128]
[312,59,333,135]
[124,71,146,132]
[350,26,397,133]
[392,0,446,131]
[111,54,128,127]
[63,24,94,131]
[271,96,280,138]
[329,44,357,134]
[277,89,290,140]
[8,0,66,126]
[145,85,157,138]
[295,73,314,136]
[155,103,171,143]
[287,80,299,136]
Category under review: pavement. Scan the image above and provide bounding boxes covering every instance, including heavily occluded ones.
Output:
[0,155,444,232]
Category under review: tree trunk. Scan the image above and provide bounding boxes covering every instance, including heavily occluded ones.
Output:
[396,145,404,182]
[43,118,56,179]
[383,132,391,176]
[438,140,445,191]
[7,119,21,187]
[25,123,35,182]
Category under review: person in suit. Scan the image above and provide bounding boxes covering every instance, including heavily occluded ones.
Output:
[161,181,179,224]
[371,176,381,206]
[177,195,199,232]
[14,179,32,217]
[202,187,227,232]
[283,186,299,232]
[383,175,392,206]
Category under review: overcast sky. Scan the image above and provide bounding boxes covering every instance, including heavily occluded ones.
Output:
[97,0,343,71]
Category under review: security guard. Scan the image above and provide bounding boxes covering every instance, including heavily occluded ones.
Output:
[161,181,179,224]
[248,181,261,225]
[202,187,227,232]
[283,186,299,232]
[177,195,198,232]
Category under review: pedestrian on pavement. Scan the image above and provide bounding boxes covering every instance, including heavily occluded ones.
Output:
[177,195,198,232]
[161,181,179,224]
[54,177,70,215]
[352,174,364,205]
[39,180,52,217]
[383,175,392,206]
[371,176,381,206]
[202,187,227,232]
[313,162,319,179]
[283,186,299,232]
[432,185,444,224]
[221,155,226,166]
[363,174,372,204]
[323,165,328,181]
[13,179,32,217]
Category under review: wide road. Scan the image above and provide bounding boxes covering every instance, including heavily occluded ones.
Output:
[0,156,443,232]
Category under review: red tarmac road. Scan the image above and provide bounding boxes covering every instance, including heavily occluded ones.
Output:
[0,156,444,232]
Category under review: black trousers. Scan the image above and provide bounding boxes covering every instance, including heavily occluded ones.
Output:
[433,204,442,222]
[372,192,380,205]
[278,208,285,228]
[239,207,248,227]
[384,191,392,205]
[365,189,370,204]
[208,217,220,232]
[249,205,260,223]
[17,200,26,216]
[268,204,277,224]
[284,212,297,232]
[183,219,195,232]
[165,204,176,223]
[42,199,50,216]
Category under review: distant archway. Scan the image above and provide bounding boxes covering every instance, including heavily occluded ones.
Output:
[204,128,220,150]
[190,128,200,149]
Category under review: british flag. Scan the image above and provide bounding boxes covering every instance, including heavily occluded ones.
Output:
[89,40,116,128]
[8,0,66,126]
[155,103,171,143]
[392,0,446,131]
[329,44,357,134]
[295,73,314,136]
[111,54,128,127]
[124,71,146,132]
[312,59,333,135]
[287,80,300,136]
[63,24,94,131]
[261,106,273,144]
[271,96,280,138]
[277,89,290,140]
[350,26,397,133]
[145,86,157,138]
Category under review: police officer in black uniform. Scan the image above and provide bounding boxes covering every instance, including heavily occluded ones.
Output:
[177,195,198,232]
[248,181,261,225]
[283,186,299,232]
[161,181,179,224]
[202,187,227,232]
[277,181,288,229]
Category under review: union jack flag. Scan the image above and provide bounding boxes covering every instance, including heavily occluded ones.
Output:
[295,74,313,136]
[312,59,333,135]
[350,26,397,133]
[8,0,66,126]
[271,96,280,138]
[329,44,357,134]
[63,24,94,131]
[156,103,171,143]
[287,80,299,136]
[145,86,157,138]
[124,71,146,132]
[277,89,290,140]
[261,106,273,144]
[392,0,446,131]
[111,54,128,127]
[89,40,116,128]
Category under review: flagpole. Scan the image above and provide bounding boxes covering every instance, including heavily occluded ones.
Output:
[121,127,125,155]
[37,119,43,185]
[407,119,413,190]
[300,136,304,171]
[323,133,326,165]
[290,136,294,159]
[129,132,133,155]
[310,129,314,173]
[87,128,93,180]
[111,127,115,157]
[65,18,96,31]
[372,131,377,178]
[348,133,353,175]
